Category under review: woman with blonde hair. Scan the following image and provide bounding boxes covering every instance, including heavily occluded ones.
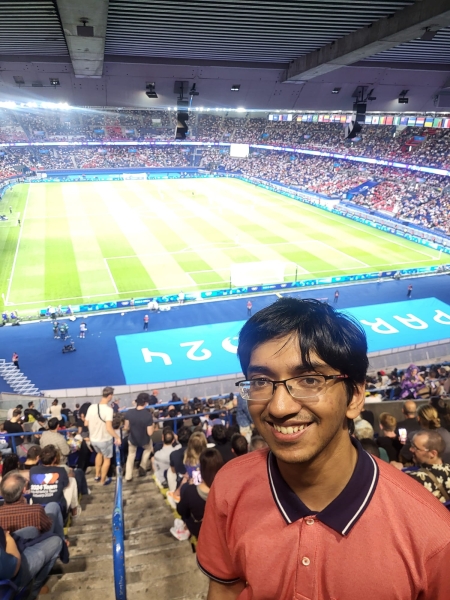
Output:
[417,405,450,463]
[184,431,207,481]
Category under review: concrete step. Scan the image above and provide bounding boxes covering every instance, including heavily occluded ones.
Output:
[47,561,208,599]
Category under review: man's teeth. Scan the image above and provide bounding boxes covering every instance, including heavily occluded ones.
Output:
[273,424,310,434]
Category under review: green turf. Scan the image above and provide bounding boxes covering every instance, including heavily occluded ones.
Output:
[0,178,446,315]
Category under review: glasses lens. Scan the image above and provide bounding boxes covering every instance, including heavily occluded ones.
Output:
[240,380,272,400]
[289,375,326,398]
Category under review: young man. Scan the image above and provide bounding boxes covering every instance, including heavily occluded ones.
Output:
[85,386,121,485]
[123,392,154,481]
[197,298,450,600]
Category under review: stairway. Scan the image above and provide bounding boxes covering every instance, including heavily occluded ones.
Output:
[46,472,209,600]
[0,359,40,395]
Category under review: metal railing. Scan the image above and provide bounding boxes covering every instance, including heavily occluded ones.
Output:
[112,443,126,600]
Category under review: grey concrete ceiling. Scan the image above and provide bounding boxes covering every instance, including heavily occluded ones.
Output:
[1,0,450,80]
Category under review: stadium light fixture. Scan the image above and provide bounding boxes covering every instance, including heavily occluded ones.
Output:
[189,83,199,96]
[145,83,158,99]
[398,90,409,104]
[49,78,60,87]
[331,87,341,94]
[236,107,246,112]
[231,84,241,92]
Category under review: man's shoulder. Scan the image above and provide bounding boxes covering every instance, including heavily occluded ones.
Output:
[376,459,450,525]
[214,449,269,490]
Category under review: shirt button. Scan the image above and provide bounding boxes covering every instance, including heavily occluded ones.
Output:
[302,557,311,566]
[305,518,315,525]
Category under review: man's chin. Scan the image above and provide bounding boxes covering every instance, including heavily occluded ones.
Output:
[270,444,319,465]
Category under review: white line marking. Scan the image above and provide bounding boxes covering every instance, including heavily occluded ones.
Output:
[313,240,369,267]
[5,186,30,305]
[103,258,119,294]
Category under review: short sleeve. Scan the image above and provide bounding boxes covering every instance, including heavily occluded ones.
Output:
[196,477,241,584]
[146,412,154,426]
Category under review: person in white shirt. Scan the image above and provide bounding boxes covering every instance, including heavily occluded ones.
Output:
[85,387,121,486]
[152,428,180,487]
[49,399,62,422]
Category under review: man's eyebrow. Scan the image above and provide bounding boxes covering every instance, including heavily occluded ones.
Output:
[247,362,328,376]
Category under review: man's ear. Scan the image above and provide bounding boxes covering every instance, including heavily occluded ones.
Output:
[346,385,366,421]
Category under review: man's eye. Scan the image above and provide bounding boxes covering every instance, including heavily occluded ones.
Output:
[250,379,271,388]
[300,376,323,386]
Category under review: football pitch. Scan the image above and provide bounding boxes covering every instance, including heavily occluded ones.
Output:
[0,178,446,314]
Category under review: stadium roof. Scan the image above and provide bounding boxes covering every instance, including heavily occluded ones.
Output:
[1,0,450,110]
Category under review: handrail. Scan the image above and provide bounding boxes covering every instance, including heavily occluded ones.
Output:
[3,428,77,452]
[112,442,127,600]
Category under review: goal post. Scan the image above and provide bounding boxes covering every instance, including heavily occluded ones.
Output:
[230,261,299,287]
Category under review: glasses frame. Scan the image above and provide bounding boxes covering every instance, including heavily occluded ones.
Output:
[235,374,348,400]
[411,441,429,452]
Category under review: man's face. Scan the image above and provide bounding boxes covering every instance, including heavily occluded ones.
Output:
[246,334,364,466]
[411,434,433,465]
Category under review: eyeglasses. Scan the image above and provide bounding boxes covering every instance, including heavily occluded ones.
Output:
[411,441,429,452]
[235,374,348,401]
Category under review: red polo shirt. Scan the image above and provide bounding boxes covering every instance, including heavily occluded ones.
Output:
[197,439,450,600]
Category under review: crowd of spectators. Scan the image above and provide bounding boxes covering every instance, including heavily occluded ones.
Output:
[1,358,450,592]
[2,109,450,235]
[2,108,450,168]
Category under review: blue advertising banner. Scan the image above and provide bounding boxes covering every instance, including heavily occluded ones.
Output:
[115,298,450,384]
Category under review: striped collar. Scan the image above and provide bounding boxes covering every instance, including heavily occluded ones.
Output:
[267,437,379,536]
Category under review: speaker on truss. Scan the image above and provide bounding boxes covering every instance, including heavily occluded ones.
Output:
[175,100,189,140]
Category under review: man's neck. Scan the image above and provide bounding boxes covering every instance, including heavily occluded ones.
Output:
[384,431,397,438]
[424,458,443,467]
[136,406,145,410]
[100,398,110,405]
[276,431,358,513]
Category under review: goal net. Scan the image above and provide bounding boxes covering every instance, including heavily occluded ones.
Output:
[230,261,298,287]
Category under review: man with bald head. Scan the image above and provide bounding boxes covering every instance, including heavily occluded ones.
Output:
[0,471,64,542]
[396,400,418,437]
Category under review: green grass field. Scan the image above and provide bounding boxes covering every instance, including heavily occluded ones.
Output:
[0,178,446,314]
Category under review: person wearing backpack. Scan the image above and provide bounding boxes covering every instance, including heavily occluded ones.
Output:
[85,387,121,486]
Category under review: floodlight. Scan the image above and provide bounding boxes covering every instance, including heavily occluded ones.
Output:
[145,83,158,99]
[231,84,241,92]
[332,87,341,94]
[49,78,60,86]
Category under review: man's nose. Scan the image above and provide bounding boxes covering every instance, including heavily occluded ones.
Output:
[267,382,302,417]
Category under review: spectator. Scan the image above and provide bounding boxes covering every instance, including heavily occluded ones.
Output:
[73,403,80,422]
[396,400,418,436]
[231,434,248,457]
[4,409,25,445]
[400,365,425,400]
[169,426,192,489]
[359,438,381,459]
[24,401,41,423]
[377,412,402,462]
[249,435,268,452]
[152,428,181,487]
[0,471,65,543]
[414,405,450,463]
[6,405,23,421]
[211,425,234,464]
[123,392,154,481]
[234,392,253,443]
[49,399,62,422]
[173,448,224,540]
[22,445,42,470]
[61,403,72,421]
[1,454,27,481]
[30,445,81,520]
[39,417,70,464]
[404,431,450,503]
[85,386,121,486]
[198,297,450,599]
[0,525,62,600]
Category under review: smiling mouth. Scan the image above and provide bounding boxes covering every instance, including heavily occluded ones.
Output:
[271,423,313,434]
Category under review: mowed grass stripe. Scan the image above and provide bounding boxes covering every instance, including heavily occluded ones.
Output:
[81,183,157,294]
[61,184,118,297]
[43,184,83,301]
[116,182,209,290]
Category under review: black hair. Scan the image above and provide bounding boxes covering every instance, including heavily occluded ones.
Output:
[48,418,59,430]
[231,433,248,456]
[238,298,368,404]
[359,438,380,458]
[211,424,227,444]
[136,392,150,406]
[177,426,192,446]
[192,416,201,426]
